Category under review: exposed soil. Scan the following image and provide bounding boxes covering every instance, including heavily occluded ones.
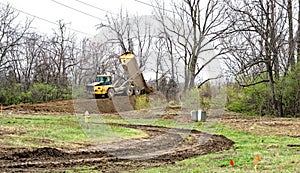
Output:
[221,112,300,138]
[0,96,237,172]
[2,92,300,172]
[3,91,165,115]
[0,123,234,172]
[3,96,136,114]
[2,97,300,172]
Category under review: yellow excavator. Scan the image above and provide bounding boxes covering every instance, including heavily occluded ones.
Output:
[86,52,152,99]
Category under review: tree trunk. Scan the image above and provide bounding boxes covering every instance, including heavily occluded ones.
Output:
[189,55,197,88]
[271,0,283,117]
[267,62,278,116]
[184,67,189,91]
[287,0,295,68]
[266,2,279,116]
[297,0,300,62]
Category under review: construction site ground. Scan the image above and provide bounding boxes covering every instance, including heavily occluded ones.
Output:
[1,97,300,172]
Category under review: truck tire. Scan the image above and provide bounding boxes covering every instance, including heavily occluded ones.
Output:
[134,86,141,95]
[94,94,101,99]
[106,88,114,98]
[126,87,133,96]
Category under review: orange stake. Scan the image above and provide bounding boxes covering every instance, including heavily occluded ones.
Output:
[185,117,189,123]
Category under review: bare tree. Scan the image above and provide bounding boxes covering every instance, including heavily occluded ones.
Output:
[97,10,154,72]
[223,0,292,117]
[154,0,230,90]
[33,35,56,84]
[72,38,90,86]
[49,20,78,88]
[152,36,166,90]
[0,4,31,75]
[132,15,153,71]
[98,9,131,53]
[15,33,43,89]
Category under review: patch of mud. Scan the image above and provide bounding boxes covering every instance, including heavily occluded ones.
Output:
[10,147,66,160]
[0,124,234,172]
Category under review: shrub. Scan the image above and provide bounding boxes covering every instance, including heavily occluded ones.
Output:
[279,64,300,117]
[30,83,58,102]
[226,63,300,117]
[0,82,73,106]
[135,95,149,110]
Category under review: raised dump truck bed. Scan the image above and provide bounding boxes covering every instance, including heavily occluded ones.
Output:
[119,52,152,94]
[86,52,152,99]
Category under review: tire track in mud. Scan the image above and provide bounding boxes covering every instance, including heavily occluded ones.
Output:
[0,123,234,172]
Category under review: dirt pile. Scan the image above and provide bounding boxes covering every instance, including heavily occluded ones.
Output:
[4,96,136,114]
[2,91,168,115]
[10,147,66,160]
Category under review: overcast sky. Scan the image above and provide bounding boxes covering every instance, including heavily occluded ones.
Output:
[0,0,222,81]
[0,0,154,38]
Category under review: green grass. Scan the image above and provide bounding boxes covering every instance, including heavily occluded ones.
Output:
[102,117,198,129]
[1,114,299,172]
[37,115,298,172]
[96,117,300,172]
[0,114,147,147]
[137,122,300,173]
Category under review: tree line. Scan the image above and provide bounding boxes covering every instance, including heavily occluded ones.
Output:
[0,0,299,117]
[223,0,300,117]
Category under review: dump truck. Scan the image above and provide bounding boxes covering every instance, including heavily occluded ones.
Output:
[86,52,152,98]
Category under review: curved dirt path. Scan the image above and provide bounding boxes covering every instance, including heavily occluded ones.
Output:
[0,123,234,172]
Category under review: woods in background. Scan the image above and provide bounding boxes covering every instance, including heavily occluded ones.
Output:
[0,1,299,117]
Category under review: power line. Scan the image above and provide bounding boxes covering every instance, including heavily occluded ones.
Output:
[49,0,105,21]
[72,0,117,16]
[133,0,174,13]
[0,2,93,37]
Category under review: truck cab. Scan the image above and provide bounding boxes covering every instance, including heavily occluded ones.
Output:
[86,75,114,98]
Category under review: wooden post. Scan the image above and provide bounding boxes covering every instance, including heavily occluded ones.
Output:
[0,104,2,115]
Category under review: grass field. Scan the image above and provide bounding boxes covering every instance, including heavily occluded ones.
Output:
[140,123,300,173]
[0,114,147,148]
[1,113,299,172]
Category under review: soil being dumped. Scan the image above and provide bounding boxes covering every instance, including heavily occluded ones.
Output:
[0,123,234,172]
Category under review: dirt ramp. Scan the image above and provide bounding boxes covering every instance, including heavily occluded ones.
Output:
[4,96,136,114]
[74,96,136,114]
[3,99,75,114]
